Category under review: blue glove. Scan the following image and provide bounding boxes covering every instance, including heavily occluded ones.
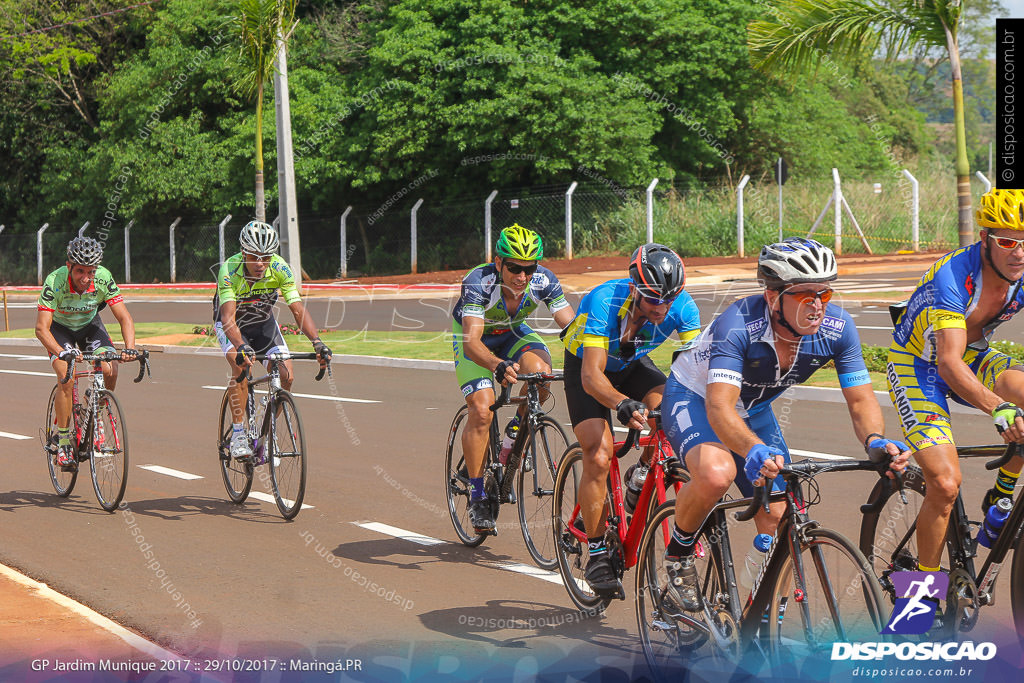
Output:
[744,444,785,484]
[866,437,909,455]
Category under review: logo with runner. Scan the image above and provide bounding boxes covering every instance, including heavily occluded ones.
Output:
[881,571,949,634]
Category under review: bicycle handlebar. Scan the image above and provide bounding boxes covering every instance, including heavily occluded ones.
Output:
[612,409,662,459]
[59,349,151,384]
[488,371,565,412]
[984,442,1022,471]
[234,352,332,384]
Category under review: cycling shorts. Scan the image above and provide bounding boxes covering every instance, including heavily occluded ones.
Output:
[48,318,115,361]
[215,318,290,366]
[663,375,788,496]
[563,350,667,428]
[887,343,1017,452]
[452,321,549,396]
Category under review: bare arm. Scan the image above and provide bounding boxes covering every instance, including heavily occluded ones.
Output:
[218,300,245,349]
[35,309,67,357]
[842,381,910,475]
[552,306,575,330]
[288,300,321,342]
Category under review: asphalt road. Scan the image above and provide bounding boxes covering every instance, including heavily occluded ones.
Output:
[0,343,1021,681]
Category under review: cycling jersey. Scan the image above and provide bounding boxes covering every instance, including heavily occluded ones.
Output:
[562,278,700,373]
[37,266,124,331]
[892,242,1024,361]
[213,253,301,326]
[670,294,869,416]
[451,263,570,334]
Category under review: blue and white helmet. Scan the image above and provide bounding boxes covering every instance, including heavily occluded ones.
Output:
[757,237,837,289]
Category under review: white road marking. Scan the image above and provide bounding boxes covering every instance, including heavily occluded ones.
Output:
[138,465,203,480]
[0,430,31,440]
[0,562,184,662]
[788,449,852,461]
[201,386,379,404]
[353,521,445,546]
[247,490,313,510]
[486,561,564,585]
[0,368,53,378]
[0,352,48,361]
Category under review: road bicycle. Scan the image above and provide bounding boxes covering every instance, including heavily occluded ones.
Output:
[551,411,688,610]
[43,349,151,512]
[217,352,328,520]
[635,454,892,680]
[859,442,1024,639]
[444,371,570,569]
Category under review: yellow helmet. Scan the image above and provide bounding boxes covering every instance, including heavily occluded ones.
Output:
[976,189,1024,231]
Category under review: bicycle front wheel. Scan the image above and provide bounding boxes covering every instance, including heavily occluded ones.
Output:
[89,390,129,511]
[444,406,489,546]
[1011,532,1024,643]
[517,416,570,570]
[769,528,886,661]
[218,389,253,503]
[45,384,78,497]
[268,391,307,520]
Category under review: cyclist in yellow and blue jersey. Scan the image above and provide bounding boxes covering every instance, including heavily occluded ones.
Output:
[452,224,575,533]
[215,220,332,459]
[888,188,1024,576]
[560,243,700,597]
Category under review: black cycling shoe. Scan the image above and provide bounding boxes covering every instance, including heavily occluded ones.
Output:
[584,554,623,598]
[469,498,496,533]
[981,487,1013,515]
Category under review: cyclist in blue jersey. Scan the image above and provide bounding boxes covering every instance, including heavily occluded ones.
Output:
[561,243,701,597]
[452,224,575,532]
[35,236,139,468]
[660,238,909,611]
[887,189,1024,577]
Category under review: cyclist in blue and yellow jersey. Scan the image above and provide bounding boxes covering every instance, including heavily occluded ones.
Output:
[215,220,332,459]
[452,224,575,533]
[35,236,139,468]
[659,237,908,611]
[887,188,1024,577]
[561,243,700,597]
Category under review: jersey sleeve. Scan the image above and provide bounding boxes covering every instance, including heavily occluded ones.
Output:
[927,265,969,332]
[536,269,570,314]
[37,271,58,312]
[673,294,702,348]
[833,312,871,388]
[216,260,236,305]
[581,287,614,349]
[459,269,489,319]
[97,268,123,306]
[706,312,748,388]
[273,257,301,305]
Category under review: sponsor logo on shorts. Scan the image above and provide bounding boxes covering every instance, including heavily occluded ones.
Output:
[924,414,941,423]
[887,362,919,432]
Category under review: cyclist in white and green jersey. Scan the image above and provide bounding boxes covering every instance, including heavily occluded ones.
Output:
[452,224,575,532]
[215,220,332,459]
[35,236,139,467]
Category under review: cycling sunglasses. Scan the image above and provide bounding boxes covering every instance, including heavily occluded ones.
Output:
[502,262,538,276]
[989,234,1024,250]
[781,288,833,305]
[641,294,676,306]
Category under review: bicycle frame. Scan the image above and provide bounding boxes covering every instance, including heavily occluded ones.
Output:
[491,373,565,499]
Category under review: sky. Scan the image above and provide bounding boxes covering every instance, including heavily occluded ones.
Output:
[1001,1,1024,17]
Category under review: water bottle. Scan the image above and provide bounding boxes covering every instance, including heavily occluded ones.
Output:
[740,533,774,594]
[624,463,650,513]
[498,415,520,466]
[977,497,1013,549]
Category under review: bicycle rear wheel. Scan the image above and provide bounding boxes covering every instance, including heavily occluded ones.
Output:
[445,406,488,546]
[769,528,886,661]
[517,416,570,570]
[1011,531,1024,643]
[218,389,253,503]
[267,391,306,519]
[552,445,613,610]
[89,390,129,512]
[45,384,78,497]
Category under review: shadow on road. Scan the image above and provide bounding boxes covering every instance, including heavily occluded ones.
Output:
[329,536,516,571]
[0,490,113,515]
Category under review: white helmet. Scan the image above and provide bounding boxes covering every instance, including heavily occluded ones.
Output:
[239,220,279,255]
[757,237,837,289]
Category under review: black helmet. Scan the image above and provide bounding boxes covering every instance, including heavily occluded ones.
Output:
[628,243,685,301]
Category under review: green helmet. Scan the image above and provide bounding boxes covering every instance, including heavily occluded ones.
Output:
[496,224,543,260]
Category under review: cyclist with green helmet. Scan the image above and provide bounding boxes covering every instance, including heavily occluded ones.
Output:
[452,224,575,532]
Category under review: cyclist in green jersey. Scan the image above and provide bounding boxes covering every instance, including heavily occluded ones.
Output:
[35,236,139,467]
[214,220,332,459]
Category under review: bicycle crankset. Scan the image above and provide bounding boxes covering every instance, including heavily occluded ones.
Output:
[947,567,980,633]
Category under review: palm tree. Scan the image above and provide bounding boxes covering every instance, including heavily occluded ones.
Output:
[228,0,298,222]
[749,0,974,247]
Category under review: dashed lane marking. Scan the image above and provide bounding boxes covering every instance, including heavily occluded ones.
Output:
[138,465,203,480]
[201,386,380,404]
[247,490,314,510]
[0,369,53,378]
[0,430,31,440]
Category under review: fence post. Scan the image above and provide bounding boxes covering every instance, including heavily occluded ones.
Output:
[340,206,352,279]
[484,190,498,262]
[0,225,5,236]
[218,214,232,265]
[736,175,750,258]
[902,170,920,252]
[975,170,992,193]
[565,181,578,260]
[411,198,423,274]
[37,223,50,286]
[78,221,90,237]
[832,168,842,256]
[169,217,182,283]
[123,220,135,283]
[646,178,659,243]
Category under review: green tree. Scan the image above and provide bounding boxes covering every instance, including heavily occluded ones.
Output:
[227,0,297,221]
[749,0,993,246]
